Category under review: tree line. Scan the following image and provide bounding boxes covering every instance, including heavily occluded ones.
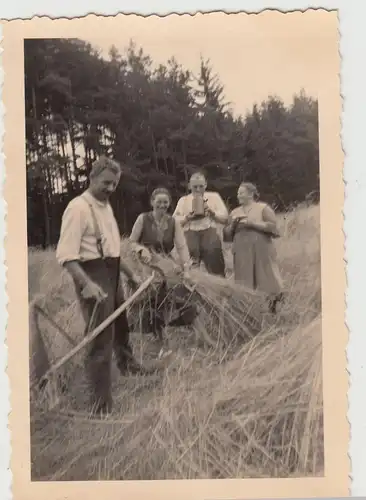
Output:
[25,38,319,248]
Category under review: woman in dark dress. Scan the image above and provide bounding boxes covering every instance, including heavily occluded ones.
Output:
[129,188,194,348]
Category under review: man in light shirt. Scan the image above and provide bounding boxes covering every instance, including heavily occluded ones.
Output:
[173,172,229,276]
[56,156,145,416]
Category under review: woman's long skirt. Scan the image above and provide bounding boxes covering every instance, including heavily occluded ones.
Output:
[232,229,283,295]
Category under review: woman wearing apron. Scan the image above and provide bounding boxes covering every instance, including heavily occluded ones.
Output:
[129,187,194,347]
[223,182,284,313]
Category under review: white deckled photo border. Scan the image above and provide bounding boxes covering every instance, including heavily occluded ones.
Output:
[0,0,365,498]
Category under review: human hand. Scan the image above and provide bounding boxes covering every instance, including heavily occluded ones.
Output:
[227,214,239,224]
[172,263,183,275]
[184,212,196,223]
[182,261,193,281]
[233,212,247,221]
[131,246,151,264]
[127,273,143,290]
[183,269,191,281]
[202,200,214,218]
[81,280,108,302]
[204,206,215,219]
[232,215,250,227]
[138,248,152,265]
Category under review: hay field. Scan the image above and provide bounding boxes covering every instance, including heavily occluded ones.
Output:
[28,203,323,481]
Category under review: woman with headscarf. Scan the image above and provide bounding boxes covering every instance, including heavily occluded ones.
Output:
[223,182,284,313]
[129,187,195,347]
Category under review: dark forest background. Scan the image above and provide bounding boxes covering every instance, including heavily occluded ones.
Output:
[25,38,320,249]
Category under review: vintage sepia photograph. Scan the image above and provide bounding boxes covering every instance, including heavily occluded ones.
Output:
[3,9,348,499]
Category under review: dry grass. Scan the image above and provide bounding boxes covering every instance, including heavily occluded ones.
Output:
[28,203,323,481]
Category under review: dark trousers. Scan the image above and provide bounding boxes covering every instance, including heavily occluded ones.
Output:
[75,257,131,412]
[185,227,226,277]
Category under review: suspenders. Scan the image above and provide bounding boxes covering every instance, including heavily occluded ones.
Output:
[82,194,105,260]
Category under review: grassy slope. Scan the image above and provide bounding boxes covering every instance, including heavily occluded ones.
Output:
[28,203,323,481]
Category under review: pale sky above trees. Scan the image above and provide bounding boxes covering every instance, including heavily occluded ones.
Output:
[86,10,337,115]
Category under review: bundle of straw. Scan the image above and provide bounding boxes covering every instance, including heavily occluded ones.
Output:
[29,238,275,395]
[120,239,270,349]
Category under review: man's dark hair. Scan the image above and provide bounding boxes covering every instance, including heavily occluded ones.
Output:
[189,170,207,182]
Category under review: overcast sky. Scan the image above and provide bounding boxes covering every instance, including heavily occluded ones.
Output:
[84,10,338,116]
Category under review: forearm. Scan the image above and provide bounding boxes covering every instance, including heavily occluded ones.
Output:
[175,246,191,269]
[174,220,191,268]
[129,215,144,245]
[174,212,186,224]
[119,258,135,280]
[266,221,278,233]
[251,221,279,236]
[179,216,191,228]
[64,261,91,289]
[261,206,281,237]
[213,212,229,225]
[263,220,280,235]
[210,195,229,225]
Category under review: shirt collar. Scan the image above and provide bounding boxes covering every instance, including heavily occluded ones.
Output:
[188,191,208,198]
[84,190,109,208]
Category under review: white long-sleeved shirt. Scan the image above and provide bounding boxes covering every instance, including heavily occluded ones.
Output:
[56,191,121,265]
[173,191,229,232]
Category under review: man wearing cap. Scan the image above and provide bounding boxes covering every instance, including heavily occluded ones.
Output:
[173,171,228,276]
[56,156,145,416]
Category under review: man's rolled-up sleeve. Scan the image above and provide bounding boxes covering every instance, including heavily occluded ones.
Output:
[56,201,86,266]
[173,196,187,224]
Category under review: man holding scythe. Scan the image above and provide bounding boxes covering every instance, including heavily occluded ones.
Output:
[56,156,146,416]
